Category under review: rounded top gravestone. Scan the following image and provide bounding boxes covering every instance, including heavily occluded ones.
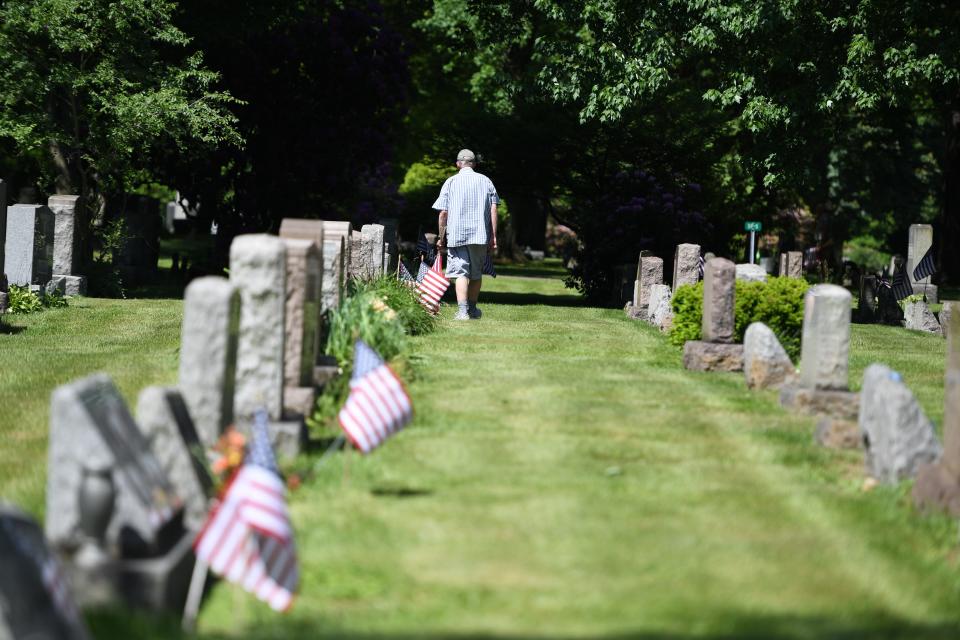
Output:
[799,284,852,390]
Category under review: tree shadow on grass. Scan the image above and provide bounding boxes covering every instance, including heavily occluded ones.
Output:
[0,322,25,334]
[478,291,586,308]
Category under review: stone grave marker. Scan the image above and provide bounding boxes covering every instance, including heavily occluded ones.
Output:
[178,277,240,448]
[282,238,322,417]
[779,251,803,278]
[136,387,213,532]
[47,374,182,556]
[0,504,90,640]
[913,308,960,514]
[859,364,940,484]
[856,275,878,323]
[634,255,663,309]
[780,284,860,446]
[683,258,744,371]
[941,301,955,342]
[735,263,767,282]
[4,203,54,286]
[361,224,385,278]
[230,234,287,422]
[48,195,87,296]
[646,284,673,332]
[348,231,365,279]
[903,299,941,334]
[907,223,937,303]
[743,322,796,390]
[672,243,701,291]
[0,179,6,271]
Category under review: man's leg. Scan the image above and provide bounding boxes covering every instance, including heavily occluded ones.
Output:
[456,276,470,303]
[467,278,482,304]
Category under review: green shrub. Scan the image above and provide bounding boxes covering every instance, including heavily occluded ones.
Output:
[350,275,437,336]
[326,289,408,370]
[668,282,703,347]
[7,286,43,314]
[668,276,808,360]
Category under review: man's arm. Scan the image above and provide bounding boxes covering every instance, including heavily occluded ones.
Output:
[437,209,448,250]
[489,203,498,252]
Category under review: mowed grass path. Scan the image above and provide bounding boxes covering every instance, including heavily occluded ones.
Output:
[2,265,959,638]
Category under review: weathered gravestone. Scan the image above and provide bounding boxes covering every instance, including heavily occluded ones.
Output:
[0,180,6,272]
[230,235,287,422]
[178,277,240,449]
[646,284,673,332]
[47,374,194,611]
[779,251,803,279]
[907,223,937,303]
[361,224,385,278]
[780,285,860,446]
[735,263,767,283]
[136,387,213,532]
[859,364,941,484]
[282,238,322,417]
[672,243,701,291]
[743,322,796,390]
[903,299,941,334]
[47,195,86,296]
[913,309,960,514]
[0,505,90,640]
[683,258,744,371]
[4,203,54,287]
[322,220,351,309]
[634,255,663,310]
[941,301,955,342]
[348,231,365,280]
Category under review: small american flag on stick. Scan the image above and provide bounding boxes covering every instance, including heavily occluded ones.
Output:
[398,260,416,285]
[338,340,413,454]
[913,245,936,281]
[415,260,429,284]
[194,410,299,612]
[415,254,449,315]
[891,264,914,301]
[482,253,497,278]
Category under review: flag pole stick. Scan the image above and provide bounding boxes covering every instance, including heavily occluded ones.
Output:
[181,558,209,632]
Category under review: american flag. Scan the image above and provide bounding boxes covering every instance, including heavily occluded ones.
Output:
[398,260,415,285]
[337,340,413,454]
[194,409,298,612]
[0,518,84,630]
[415,260,429,284]
[482,253,497,278]
[416,228,436,263]
[415,254,449,315]
[913,245,936,281]
[892,264,914,301]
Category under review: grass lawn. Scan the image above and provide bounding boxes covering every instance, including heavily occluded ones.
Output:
[3,262,959,639]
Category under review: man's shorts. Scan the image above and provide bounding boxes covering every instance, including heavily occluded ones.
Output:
[446,244,487,280]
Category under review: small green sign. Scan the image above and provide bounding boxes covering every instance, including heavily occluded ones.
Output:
[744,221,762,232]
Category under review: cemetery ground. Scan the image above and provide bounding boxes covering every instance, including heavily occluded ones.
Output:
[2,261,960,638]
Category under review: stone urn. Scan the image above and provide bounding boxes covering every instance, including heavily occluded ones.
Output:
[75,467,115,568]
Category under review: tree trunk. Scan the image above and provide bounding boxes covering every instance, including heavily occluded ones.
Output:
[941,96,960,286]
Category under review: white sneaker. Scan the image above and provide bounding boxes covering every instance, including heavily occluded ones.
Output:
[453,310,470,321]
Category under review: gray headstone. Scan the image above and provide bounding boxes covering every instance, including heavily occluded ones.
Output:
[178,277,240,448]
[46,374,182,556]
[348,232,365,280]
[903,299,941,334]
[779,251,803,278]
[49,195,80,275]
[321,220,352,284]
[646,284,673,332]
[941,301,955,342]
[634,256,663,307]
[230,234,287,421]
[798,284,852,390]
[136,387,212,532]
[860,364,941,484]
[743,322,796,390]
[0,180,6,273]
[907,224,933,286]
[321,237,345,313]
[0,505,90,640]
[735,263,767,283]
[672,243,701,291]
[361,224,385,278]
[4,204,54,286]
[702,257,735,343]
[282,238,322,390]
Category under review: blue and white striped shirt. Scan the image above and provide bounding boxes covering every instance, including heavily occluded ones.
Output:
[432,167,499,247]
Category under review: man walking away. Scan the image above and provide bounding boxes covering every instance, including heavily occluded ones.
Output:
[432,149,499,320]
